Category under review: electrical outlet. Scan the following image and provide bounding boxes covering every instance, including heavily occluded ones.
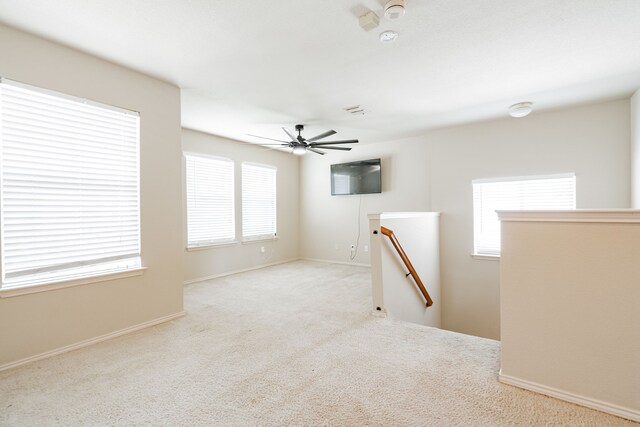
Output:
[260,246,265,254]
[364,245,369,252]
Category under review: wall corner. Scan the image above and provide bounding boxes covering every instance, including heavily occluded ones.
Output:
[631,89,640,208]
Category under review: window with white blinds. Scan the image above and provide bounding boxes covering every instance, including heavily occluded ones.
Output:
[185,154,235,246]
[0,78,141,289]
[242,163,276,240]
[472,173,576,257]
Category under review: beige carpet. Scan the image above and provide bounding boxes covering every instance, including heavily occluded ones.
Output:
[0,260,635,426]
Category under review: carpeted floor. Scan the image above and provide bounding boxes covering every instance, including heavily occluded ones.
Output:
[0,260,635,426]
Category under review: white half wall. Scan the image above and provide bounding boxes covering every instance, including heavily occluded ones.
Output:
[499,210,640,421]
[0,24,184,367]
[632,89,640,207]
[369,213,441,328]
[182,129,300,283]
[300,99,630,340]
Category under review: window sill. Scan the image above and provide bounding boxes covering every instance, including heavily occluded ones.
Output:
[241,236,278,244]
[471,254,500,261]
[0,267,147,298]
[186,241,239,251]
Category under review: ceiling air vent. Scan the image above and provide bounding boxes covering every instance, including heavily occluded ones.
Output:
[344,105,366,115]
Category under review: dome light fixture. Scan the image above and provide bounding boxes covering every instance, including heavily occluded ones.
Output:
[384,0,406,20]
[509,102,533,118]
[292,146,307,155]
[379,30,399,43]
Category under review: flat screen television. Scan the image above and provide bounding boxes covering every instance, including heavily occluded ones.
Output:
[330,158,382,195]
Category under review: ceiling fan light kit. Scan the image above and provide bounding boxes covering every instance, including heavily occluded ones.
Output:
[292,145,307,155]
[509,102,534,118]
[251,124,359,156]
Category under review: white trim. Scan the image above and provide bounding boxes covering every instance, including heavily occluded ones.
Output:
[0,267,147,298]
[186,241,239,251]
[241,236,278,244]
[301,257,371,268]
[473,173,574,184]
[0,311,184,372]
[368,212,441,220]
[498,209,640,223]
[183,258,300,285]
[471,254,500,261]
[498,371,640,422]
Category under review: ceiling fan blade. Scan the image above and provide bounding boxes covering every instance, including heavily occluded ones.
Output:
[313,146,351,151]
[307,148,326,155]
[309,139,359,146]
[307,130,336,142]
[247,134,289,143]
[282,127,298,143]
[257,143,289,146]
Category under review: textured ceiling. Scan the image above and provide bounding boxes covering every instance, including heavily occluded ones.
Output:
[1,0,640,144]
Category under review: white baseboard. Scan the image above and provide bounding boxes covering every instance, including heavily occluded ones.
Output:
[0,311,185,372]
[183,258,301,285]
[498,371,639,422]
[302,257,371,268]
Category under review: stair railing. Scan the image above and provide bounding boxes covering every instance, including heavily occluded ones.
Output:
[380,226,434,307]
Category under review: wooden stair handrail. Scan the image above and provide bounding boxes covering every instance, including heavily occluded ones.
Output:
[380,226,434,307]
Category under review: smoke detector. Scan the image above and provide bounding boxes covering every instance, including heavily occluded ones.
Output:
[509,102,534,118]
[384,0,406,20]
[379,30,399,43]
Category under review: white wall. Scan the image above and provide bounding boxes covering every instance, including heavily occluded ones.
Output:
[300,137,431,265]
[0,24,184,367]
[182,129,299,283]
[632,90,640,207]
[300,99,630,340]
[499,211,640,421]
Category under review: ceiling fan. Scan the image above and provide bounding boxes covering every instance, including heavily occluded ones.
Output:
[248,124,358,155]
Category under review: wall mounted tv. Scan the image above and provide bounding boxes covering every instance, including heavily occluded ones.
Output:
[330,158,382,196]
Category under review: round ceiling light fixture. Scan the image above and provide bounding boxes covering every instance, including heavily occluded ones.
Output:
[292,146,307,155]
[384,0,406,20]
[379,30,399,43]
[508,102,533,118]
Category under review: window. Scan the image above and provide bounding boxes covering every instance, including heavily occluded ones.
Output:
[472,173,576,257]
[242,163,276,240]
[185,154,235,246]
[0,78,141,290]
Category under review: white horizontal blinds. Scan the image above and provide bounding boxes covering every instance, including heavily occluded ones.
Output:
[242,163,276,239]
[185,154,235,246]
[473,174,576,256]
[0,79,140,287]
